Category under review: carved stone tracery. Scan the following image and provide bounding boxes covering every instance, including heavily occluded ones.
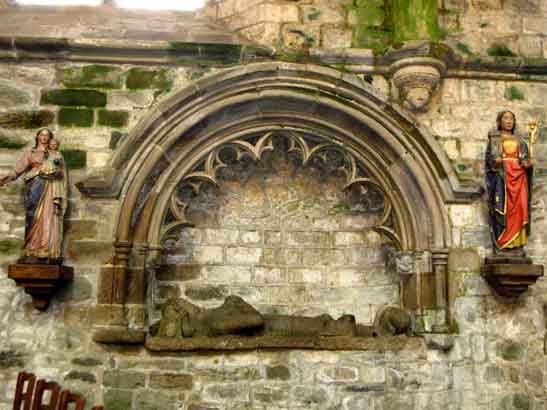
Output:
[161,131,402,249]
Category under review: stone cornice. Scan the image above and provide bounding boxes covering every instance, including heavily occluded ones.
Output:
[0,36,274,65]
[0,36,546,82]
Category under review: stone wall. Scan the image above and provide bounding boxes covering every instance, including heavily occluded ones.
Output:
[0,5,545,409]
[203,0,547,59]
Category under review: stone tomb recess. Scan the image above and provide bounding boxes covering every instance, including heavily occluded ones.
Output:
[147,134,405,350]
[87,63,476,348]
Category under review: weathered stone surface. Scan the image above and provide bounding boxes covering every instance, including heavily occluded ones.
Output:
[146,335,424,352]
[265,365,291,381]
[185,284,228,301]
[149,372,193,389]
[134,389,178,410]
[126,68,172,90]
[498,340,525,361]
[58,108,94,127]
[41,89,107,107]
[0,110,54,129]
[103,370,146,389]
[97,110,129,128]
[0,83,32,108]
[59,65,123,89]
[103,389,133,410]
[64,370,97,383]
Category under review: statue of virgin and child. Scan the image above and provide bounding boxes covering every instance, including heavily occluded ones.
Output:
[0,128,68,264]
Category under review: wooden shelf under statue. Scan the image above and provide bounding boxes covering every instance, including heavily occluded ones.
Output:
[482,112,544,298]
[0,128,73,310]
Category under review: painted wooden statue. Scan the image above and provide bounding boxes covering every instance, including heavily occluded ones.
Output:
[0,128,68,263]
[485,111,536,254]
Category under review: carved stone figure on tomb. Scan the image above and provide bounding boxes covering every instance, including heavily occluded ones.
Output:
[485,111,534,254]
[0,128,67,263]
[154,295,414,344]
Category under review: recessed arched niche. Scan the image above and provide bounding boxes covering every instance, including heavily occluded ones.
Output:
[156,132,398,325]
[80,62,480,348]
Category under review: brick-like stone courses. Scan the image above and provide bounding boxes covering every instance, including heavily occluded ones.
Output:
[0,43,545,410]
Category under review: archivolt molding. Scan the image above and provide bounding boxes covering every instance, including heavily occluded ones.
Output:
[77,62,480,252]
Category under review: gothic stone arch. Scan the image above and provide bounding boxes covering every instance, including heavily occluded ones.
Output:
[83,63,479,344]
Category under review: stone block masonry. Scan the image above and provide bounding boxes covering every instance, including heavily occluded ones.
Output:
[0,6,544,407]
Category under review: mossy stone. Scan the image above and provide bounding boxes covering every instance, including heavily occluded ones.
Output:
[109,130,127,149]
[487,44,516,57]
[0,239,23,253]
[504,86,525,101]
[103,389,133,410]
[0,350,25,368]
[266,365,291,380]
[126,68,172,90]
[0,134,26,150]
[513,393,530,410]
[392,0,440,43]
[184,285,228,301]
[61,149,87,169]
[0,110,54,129]
[41,89,107,107]
[98,110,129,128]
[60,65,123,89]
[64,370,97,384]
[349,0,392,55]
[499,340,524,361]
[58,108,94,127]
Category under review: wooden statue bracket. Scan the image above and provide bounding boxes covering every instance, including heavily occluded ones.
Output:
[481,256,543,298]
[8,263,73,310]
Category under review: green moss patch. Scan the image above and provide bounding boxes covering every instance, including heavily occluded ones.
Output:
[60,65,123,89]
[504,86,525,101]
[58,108,94,127]
[109,130,127,149]
[308,8,321,20]
[487,44,516,57]
[126,68,172,90]
[98,110,129,128]
[348,0,393,55]
[0,135,26,149]
[0,239,23,253]
[41,89,107,107]
[391,0,440,43]
[0,110,54,129]
[455,42,474,56]
[61,149,87,169]
[289,29,316,46]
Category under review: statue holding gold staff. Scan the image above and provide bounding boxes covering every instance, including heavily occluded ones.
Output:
[485,111,539,254]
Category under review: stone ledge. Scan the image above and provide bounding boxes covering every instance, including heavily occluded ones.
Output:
[0,36,273,66]
[145,334,424,352]
[93,326,146,344]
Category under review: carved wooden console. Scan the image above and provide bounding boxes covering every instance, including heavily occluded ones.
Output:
[8,264,73,310]
[482,257,544,298]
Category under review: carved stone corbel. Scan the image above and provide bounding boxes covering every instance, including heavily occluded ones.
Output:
[390,57,446,112]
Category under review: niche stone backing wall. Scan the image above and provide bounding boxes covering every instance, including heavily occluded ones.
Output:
[159,148,396,323]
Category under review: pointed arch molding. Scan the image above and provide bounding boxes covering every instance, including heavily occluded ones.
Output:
[84,63,480,342]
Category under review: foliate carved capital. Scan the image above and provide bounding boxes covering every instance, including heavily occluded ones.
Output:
[390,58,445,113]
[390,250,432,277]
